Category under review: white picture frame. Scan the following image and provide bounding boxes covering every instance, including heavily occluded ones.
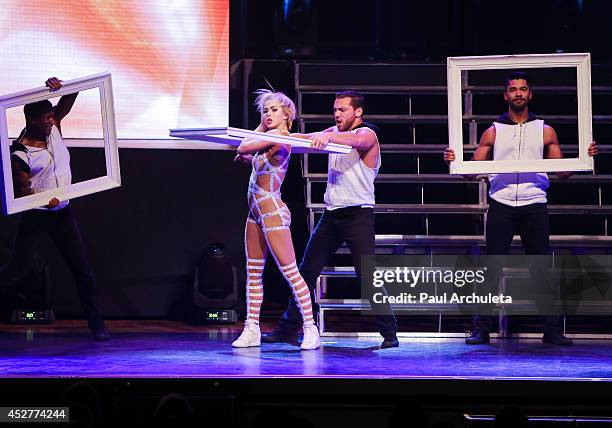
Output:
[0,72,120,215]
[447,53,593,174]
[169,127,352,154]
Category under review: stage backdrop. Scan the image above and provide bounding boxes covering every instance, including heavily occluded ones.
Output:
[0,0,229,138]
[0,1,280,319]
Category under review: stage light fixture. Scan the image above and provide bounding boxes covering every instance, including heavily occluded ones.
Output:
[188,243,238,324]
[8,255,55,324]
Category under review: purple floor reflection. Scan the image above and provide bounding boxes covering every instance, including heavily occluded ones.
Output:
[1,330,610,380]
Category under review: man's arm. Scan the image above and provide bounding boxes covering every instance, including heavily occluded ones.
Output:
[11,155,60,208]
[443,126,495,180]
[472,126,495,161]
[291,126,337,140]
[543,125,572,179]
[543,125,562,160]
[546,125,599,179]
[46,77,78,132]
[54,93,78,123]
[11,157,33,197]
[310,128,377,151]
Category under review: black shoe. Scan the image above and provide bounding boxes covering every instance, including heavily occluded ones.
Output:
[261,326,298,343]
[92,328,110,341]
[542,332,573,346]
[381,335,399,348]
[465,330,490,345]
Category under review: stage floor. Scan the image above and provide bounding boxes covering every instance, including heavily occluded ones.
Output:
[1,320,611,380]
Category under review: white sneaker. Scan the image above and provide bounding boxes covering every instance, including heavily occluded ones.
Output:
[300,322,320,350]
[232,320,261,348]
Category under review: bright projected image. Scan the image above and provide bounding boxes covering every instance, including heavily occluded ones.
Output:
[0,0,229,140]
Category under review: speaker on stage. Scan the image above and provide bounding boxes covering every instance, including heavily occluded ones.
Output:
[5,252,55,324]
[188,243,238,324]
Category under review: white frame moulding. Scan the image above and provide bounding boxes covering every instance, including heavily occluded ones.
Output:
[169,127,352,154]
[0,72,120,215]
[447,52,594,174]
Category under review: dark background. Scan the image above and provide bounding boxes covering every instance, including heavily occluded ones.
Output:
[2,0,611,320]
[231,0,612,62]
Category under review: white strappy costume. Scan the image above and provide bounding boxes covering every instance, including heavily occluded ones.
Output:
[246,149,291,233]
[235,139,319,350]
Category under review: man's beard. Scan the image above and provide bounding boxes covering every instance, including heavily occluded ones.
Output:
[337,118,355,132]
[509,99,528,113]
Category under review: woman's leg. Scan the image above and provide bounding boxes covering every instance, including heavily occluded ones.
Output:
[263,225,320,350]
[255,197,314,325]
[244,218,268,324]
[232,218,268,348]
[256,197,320,349]
[264,228,314,325]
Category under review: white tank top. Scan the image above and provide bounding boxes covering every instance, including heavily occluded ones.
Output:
[489,119,549,207]
[324,125,380,210]
[11,125,71,210]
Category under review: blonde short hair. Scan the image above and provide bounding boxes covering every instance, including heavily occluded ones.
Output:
[254,89,296,130]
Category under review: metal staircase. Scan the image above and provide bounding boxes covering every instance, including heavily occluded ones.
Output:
[295,61,612,337]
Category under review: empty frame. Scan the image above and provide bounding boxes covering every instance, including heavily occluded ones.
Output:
[0,72,120,214]
[447,53,593,174]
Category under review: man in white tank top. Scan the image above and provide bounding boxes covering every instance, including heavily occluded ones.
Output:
[1,77,109,341]
[445,71,598,346]
[262,91,399,348]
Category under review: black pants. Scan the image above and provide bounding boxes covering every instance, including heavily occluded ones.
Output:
[486,199,549,254]
[278,206,397,338]
[0,206,104,331]
[474,199,561,334]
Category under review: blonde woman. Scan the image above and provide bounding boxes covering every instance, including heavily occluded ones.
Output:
[232,90,320,350]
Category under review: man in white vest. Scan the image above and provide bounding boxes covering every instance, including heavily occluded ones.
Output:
[262,91,399,348]
[1,77,109,341]
[445,71,597,346]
